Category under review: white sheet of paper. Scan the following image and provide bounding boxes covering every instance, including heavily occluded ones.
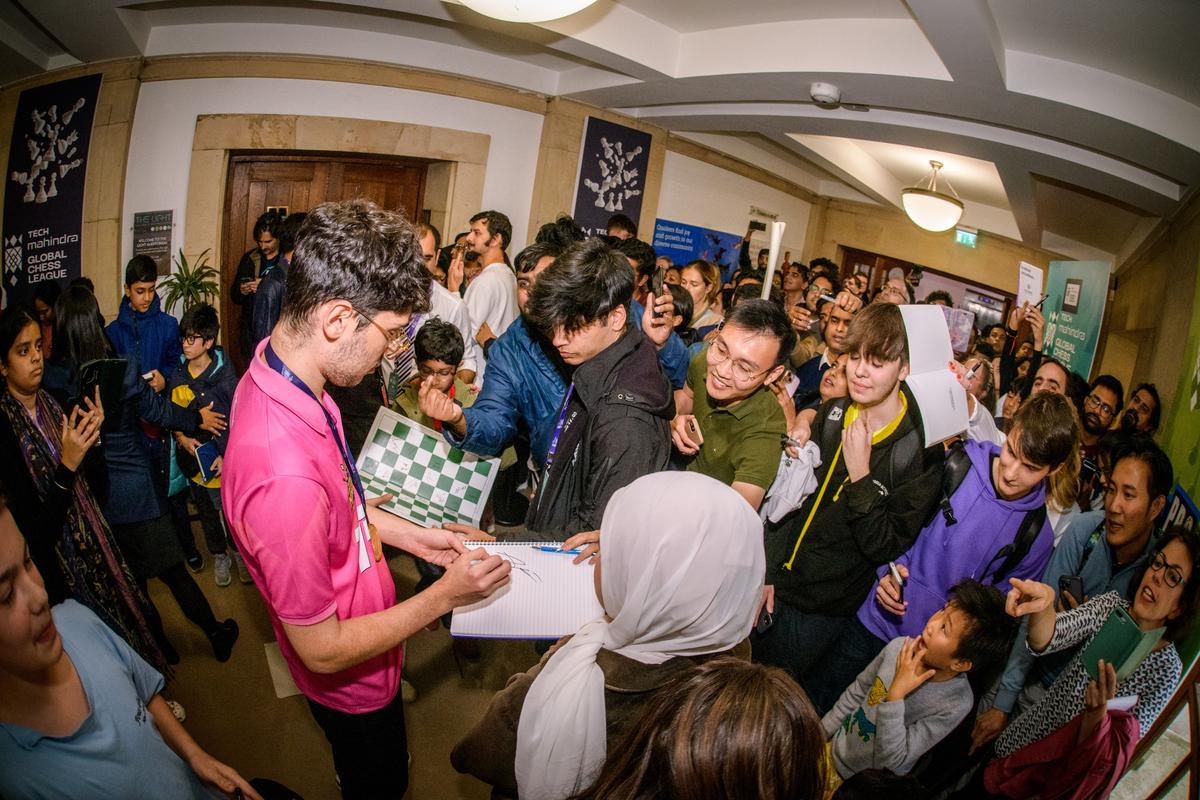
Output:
[1017,262,1044,308]
[1107,694,1138,713]
[450,542,604,639]
[899,305,969,444]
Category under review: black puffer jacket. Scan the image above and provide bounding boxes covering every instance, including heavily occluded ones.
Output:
[524,325,674,541]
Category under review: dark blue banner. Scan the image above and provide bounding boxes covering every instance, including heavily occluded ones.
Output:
[652,218,744,283]
[3,73,102,307]
[572,116,652,238]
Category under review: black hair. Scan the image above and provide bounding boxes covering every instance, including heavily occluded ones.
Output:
[1127,382,1162,433]
[1010,392,1078,469]
[981,323,1003,339]
[924,289,954,306]
[1021,356,1069,402]
[1091,374,1125,410]
[756,247,770,259]
[724,299,796,368]
[278,212,308,255]
[68,276,94,294]
[0,305,40,368]
[535,215,586,248]
[414,318,464,367]
[606,213,637,238]
[179,303,220,343]
[54,286,112,367]
[470,210,512,251]
[526,238,633,336]
[667,284,693,329]
[1114,434,1174,502]
[123,254,158,286]
[280,199,430,336]
[32,281,62,309]
[252,210,283,240]
[515,241,563,275]
[734,269,765,288]
[731,282,773,310]
[831,769,924,800]
[947,579,1017,672]
[614,237,656,273]
[1125,527,1200,643]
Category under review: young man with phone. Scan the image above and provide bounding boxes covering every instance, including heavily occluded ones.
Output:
[970,435,1174,753]
[671,299,795,511]
[806,393,1078,713]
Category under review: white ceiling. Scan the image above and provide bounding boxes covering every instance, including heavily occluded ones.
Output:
[1,0,1194,266]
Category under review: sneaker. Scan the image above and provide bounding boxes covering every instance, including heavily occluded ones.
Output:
[208,618,240,663]
[213,553,232,587]
[166,699,186,722]
[185,550,205,573]
[232,552,253,584]
[401,679,417,703]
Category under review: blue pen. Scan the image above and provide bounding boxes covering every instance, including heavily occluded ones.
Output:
[536,545,583,555]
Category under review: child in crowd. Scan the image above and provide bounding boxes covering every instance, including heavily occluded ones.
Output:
[822,580,1015,785]
[392,318,478,431]
[167,304,247,587]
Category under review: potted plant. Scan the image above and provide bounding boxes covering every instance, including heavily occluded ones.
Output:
[158,248,220,314]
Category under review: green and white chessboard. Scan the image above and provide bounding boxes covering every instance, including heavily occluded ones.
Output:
[356,407,500,528]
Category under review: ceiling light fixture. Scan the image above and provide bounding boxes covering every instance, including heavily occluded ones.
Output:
[458,0,599,23]
[901,160,964,232]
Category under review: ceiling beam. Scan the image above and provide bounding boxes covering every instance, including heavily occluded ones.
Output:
[19,1,144,64]
[905,0,1006,91]
[994,163,1042,244]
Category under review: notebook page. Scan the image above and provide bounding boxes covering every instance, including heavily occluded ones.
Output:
[450,542,605,639]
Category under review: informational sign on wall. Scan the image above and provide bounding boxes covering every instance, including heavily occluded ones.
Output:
[572,116,652,238]
[1042,260,1110,378]
[2,73,102,307]
[651,218,744,283]
[133,210,174,275]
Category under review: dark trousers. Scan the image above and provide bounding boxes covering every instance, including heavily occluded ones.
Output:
[751,598,848,682]
[800,615,888,715]
[307,690,408,800]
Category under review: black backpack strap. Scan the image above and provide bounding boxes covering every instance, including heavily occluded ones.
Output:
[929,439,972,528]
[988,505,1048,583]
[817,397,851,469]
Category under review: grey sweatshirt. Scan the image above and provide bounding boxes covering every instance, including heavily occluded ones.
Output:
[821,636,973,778]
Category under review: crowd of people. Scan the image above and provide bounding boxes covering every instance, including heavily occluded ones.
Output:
[0,197,1194,800]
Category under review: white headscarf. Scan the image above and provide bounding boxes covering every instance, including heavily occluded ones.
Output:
[514,471,766,800]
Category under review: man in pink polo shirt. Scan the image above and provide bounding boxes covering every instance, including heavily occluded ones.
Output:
[223,200,510,799]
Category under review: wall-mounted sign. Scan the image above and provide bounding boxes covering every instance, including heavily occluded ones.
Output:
[572,117,652,238]
[133,210,174,276]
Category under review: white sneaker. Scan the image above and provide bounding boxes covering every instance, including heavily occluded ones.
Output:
[214,553,232,587]
[232,552,253,584]
[166,699,186,722]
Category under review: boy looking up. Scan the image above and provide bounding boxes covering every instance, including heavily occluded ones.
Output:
[810,393,1078,712]
[823,581,1016,782]
[672,299,796,511]
[757,303,945,684]
[167,304,245,587]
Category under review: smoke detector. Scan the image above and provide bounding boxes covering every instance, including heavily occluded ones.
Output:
[810,82,842,107]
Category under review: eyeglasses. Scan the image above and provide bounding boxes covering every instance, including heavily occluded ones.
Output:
[1149,551,1186,589]
[1085,394,1116,417]
[707,330,772,386]
[353,307,407,358]
[182,334,206,346]
[417,364,456,379]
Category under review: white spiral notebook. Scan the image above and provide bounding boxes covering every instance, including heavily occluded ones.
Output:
[449,542,604,639]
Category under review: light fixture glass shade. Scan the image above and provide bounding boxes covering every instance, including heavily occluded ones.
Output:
[459,0,599,22]
[901,188,964,232]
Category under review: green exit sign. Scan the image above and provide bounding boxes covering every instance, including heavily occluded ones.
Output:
[955,228,978,248]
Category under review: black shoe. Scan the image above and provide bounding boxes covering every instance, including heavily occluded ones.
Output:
[185,551,205,573]
[208,618,239,662]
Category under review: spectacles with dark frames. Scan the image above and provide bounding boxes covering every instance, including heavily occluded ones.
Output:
[707,325,773,385]
[1085,394,1116,417]
[1149,551,1186,589]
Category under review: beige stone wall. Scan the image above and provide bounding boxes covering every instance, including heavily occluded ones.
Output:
[806,197,1062,295]
[0,58,142,316]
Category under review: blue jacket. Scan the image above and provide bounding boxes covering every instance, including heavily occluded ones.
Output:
[450,301,688,465]
[857,439,1054,641]
[166,347,238,456]
[105,294,182,379]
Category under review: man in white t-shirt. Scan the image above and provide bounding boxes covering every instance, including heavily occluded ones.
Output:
[461,210,519,353]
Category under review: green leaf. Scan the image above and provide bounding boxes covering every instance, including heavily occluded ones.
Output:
[158,248,219,315]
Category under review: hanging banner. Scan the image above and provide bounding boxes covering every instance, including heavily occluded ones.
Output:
[133,210,174,275]
[652,218,744,284]
[572,116,652,238]
[2,73,102,308]
[1041,260,1110,378]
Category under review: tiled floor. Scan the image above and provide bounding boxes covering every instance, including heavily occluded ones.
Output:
[150,544,539,800]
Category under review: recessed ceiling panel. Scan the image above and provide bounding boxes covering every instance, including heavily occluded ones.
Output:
[617,0,910,33]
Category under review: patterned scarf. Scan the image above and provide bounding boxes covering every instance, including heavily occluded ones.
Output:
[0,389,169,673]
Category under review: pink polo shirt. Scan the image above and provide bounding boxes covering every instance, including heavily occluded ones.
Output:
[223,340,400,713]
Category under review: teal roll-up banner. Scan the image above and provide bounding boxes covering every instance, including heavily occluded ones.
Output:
[1042,260,1110,378]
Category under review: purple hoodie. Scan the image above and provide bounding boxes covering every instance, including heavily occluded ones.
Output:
[858,439,1053,640]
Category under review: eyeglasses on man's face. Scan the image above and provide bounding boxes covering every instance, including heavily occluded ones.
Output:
[353,307,407,358]
[1085,393,1116,418]
[707,331,771,386]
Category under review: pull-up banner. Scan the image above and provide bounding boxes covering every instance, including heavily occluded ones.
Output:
[572,116,652,238]
[3,73,102,307]
[1042,259,1111,379]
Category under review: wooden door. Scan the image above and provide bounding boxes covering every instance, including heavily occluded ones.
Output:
[221,153,427,371]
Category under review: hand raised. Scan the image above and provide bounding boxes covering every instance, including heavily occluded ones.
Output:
[1005,578,1056,618]
[417,376,463,424]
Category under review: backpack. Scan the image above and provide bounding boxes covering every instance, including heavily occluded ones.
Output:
[815,395,926,494]
[933,439,1047,584]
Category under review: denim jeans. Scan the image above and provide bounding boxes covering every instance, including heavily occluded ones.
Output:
[801,614,888,715]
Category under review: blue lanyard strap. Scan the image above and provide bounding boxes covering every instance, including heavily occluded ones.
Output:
[544,383,575,471]
[264,342,366,507]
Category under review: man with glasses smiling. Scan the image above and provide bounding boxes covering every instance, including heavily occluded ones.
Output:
[1080,374,1124,464]
[223,200,512,798]
[672,299,796,511]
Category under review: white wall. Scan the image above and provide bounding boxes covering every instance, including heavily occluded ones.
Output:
[656,150,811,259]
[121,77,544,269]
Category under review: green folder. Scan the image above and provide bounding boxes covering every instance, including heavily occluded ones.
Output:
[1081,606,1164,683]
[74,358,126,432]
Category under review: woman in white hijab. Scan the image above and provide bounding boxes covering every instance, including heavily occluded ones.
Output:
[450,471,766,799]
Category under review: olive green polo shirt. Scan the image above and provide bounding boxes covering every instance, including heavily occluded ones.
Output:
[685,347,786,490]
